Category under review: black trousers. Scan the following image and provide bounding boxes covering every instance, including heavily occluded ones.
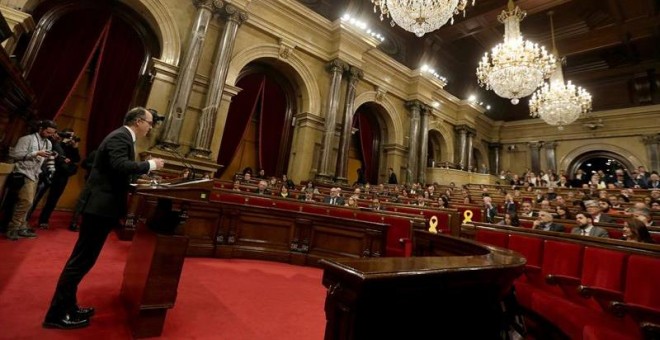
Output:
[37,175,70,225]
[46,213,117,319]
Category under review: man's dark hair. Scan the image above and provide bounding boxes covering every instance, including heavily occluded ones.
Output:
[124,107,148,125]
[38,120,57,130]
[576,211,593,220]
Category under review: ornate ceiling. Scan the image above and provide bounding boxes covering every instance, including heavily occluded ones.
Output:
[298,0,660,121]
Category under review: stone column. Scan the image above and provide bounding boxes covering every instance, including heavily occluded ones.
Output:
[189,4,248,159]
[454,125,469,171]
[160,0,221,148]
[643,135,660,172]
[405,100,422,183]
[417,105,430,184]
[334,66,363,184]
[528,142,543,173]
[544,141,558,172]
[489,143,502,175]
[466,130,474,172]
[315,59,348,182]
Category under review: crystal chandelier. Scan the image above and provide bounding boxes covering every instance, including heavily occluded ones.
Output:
[529,12,592,130]
[371,0,475,37]
[475,0,556,104]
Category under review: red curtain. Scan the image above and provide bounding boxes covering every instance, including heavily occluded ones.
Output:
[85,16,146,151]
[27,10,111,121]
[217,75,265,174]
[258,77,288,175]
[356,112,380,184]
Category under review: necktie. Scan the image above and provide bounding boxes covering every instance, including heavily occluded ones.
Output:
[331,198,335,205]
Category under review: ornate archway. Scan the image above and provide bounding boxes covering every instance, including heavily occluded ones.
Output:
[561,144,642,178]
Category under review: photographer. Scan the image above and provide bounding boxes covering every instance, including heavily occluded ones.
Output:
[2,120,56,241]
[29,128,81,229]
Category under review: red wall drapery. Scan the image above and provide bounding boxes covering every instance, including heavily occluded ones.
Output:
[354,111,381,184]
[258,76,288,176]
[217,75,265,175]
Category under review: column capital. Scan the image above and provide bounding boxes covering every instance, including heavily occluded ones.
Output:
[217,4,248,24]
[528,141,543,149]
[488,142,502,149]
[346,66,364,83]
[454,124,475,135]
[544,141,558,149]
[326,59,348,74]
[193,0,223,11]
[642,134,660,145]
[405,100,424,112]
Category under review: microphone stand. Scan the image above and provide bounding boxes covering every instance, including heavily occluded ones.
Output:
[160,145,197,182]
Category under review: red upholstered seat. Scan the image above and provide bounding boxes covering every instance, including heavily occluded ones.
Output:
[581,246,627,300]
[381,215,413,257]
[475,228,509,248]
[507,234,544,308]
[621,255,660,317]
[539,240,583,296]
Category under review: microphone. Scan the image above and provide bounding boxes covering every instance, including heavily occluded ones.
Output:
[160,145,197,181]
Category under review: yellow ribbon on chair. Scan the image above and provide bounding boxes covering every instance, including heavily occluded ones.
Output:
[429,216,439,234]
[463,210,474,224]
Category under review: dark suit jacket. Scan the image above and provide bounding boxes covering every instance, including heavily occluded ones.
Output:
[80,127,150,219]
[595,213,616,224]
[535,222,565,232]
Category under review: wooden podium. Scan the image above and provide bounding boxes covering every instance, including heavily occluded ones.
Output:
[119,179,212,338]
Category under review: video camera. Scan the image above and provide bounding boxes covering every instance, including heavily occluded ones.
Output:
[148,108,166,124]
[57,131,81,143]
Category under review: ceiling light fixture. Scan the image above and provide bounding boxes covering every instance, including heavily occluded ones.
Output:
[475,0,556,104]
[529,11,592,130]
[371,0,475,37]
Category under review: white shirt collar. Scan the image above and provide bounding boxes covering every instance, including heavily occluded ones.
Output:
[124,126,136,143]
[584,225,593,234]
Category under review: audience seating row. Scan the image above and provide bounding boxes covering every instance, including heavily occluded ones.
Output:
[471,223,660,339]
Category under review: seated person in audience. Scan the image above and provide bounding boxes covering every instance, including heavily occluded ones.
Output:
[413,195,427,207]
[346,195,359,208]
[299,190,315,202]
[254,180,270,195]
[609,195,622,209]
[437,195,449,209]
[519,201,536,218]
[242,167,253,176]
[643,195,653,207]
[232,180,241,191]
[651,200,660,210]
[597,190,609,199]
[546,187,557,200]
[589,174,607,189]
[632,207,656,227]
[555,205,572,220]
[371,198,383,211]
[557,175,571,188]
[555,195,566,207]
[646,173,660,189]
[483,196,498,223]
[324,188,345,205]
[650,189,660,201]
[462,191,472,204]
[498,212,520,227]
[241,172,252,184]
[256,168,266,179]
[304,181,320,194]
[503,193,516,214]
[268,176,278,188]
[281,174,295,190]
[539,199,551,211]
[622,218,655,243]
[584,199,616,224]
[279,186,290,199]
[532,211,565,232]
[571,212,610,238]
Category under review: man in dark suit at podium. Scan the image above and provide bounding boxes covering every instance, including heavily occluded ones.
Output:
[43,107,165,329]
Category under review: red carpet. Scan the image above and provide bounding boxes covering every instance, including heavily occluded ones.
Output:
[0,211,326,339]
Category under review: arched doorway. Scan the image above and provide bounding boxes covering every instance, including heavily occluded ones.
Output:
[428,129,446,167]
[567,151,635,180]
[472,148,486,173]
[349,103,386,185]
[217,61,297,180]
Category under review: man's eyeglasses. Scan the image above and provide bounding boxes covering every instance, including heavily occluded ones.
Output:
[140,118,154,127]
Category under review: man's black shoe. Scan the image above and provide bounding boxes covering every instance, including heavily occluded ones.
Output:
[42,313,90,329]
[76,306,95,318]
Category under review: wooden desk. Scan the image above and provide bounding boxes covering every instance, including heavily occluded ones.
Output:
[320,230,525,339]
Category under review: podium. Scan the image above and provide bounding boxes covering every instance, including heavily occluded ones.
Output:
[119,179,212,338]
